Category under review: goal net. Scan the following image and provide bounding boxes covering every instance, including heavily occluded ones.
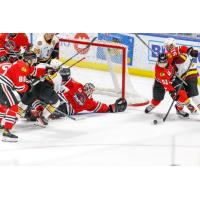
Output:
[59,38,149,106]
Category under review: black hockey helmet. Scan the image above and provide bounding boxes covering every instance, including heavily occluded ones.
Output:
[60,67,71,81]
[22,51,37,65]
[158,53,167,63]
[7,33,17,38]
[157,53,168,68]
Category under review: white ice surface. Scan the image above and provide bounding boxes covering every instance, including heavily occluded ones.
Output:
[1,67,200,166]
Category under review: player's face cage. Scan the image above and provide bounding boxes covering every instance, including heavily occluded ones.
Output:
[84,83,95,97]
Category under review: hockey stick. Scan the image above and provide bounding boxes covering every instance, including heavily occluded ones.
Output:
[64,57,85,69]
[31,56,86,87]
[57,36,97,69]
[134,33,155,54]
[40,99,86,121]
[52,106,86,121]
[161,58,194,123]
[134,33,188,86]
[32,36,97,87]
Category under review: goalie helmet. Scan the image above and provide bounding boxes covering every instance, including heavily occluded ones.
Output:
[164,38,176,51]
[157,53,168,68]
[83,83,95,98]
[22,51,37,66]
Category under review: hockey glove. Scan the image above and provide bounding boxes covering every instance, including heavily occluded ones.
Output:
[187,47,198,58]
[109,98,127,113]
[169,90,179,101]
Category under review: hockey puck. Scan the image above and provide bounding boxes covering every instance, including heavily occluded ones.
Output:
[153,119,158,125]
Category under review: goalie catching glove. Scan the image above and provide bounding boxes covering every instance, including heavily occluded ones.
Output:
[109,98,127,113]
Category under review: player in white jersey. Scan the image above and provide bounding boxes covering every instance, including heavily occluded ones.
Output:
[33,33,59,64]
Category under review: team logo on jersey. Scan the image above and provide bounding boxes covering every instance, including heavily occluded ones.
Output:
[74,93,86,106]
[21,66,27,72]
[160,72,165,76]
[166,53,172,59]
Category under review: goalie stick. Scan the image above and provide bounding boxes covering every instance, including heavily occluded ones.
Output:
[51,106,86,121]
[41,100,86,121]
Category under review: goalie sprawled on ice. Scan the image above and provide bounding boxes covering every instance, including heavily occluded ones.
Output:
[25,59,128,122]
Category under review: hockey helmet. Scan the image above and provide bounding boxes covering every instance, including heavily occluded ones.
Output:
[164,38,176,51]
[22,51,37,65]
[50,59,62,70]
[7,33,17,38]
[157,53,168,68]
[83,83,95,98]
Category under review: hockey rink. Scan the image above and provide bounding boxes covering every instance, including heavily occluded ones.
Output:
[1,67,200,166]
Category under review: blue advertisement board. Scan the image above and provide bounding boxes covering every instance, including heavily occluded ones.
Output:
[98,33,134,66]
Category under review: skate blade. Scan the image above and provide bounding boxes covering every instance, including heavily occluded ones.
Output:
[177,115,189,119]
[34,122,47,128]
[2,136,18,142]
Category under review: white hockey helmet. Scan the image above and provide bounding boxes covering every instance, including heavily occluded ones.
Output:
[164,38,176,50]
[50,59,62,70]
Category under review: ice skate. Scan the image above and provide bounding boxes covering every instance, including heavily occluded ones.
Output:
[175,105,189,118]
[145,104,155,113]
[35,114,48,128]
[187,103,198,114]
[2,129,18,142]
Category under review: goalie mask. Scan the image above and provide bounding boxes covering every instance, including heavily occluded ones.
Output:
[157,53,168,68]
[22,51,37,66]
[83,83,95,98]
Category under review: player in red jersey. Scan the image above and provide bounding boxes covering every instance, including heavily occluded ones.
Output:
[145,53,190,118]
[0,51,37,142]
[164,38,199,114]
[56,66,128,115]
[0,33,30,63]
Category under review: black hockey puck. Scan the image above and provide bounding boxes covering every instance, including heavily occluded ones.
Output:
[153,119,158,125]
